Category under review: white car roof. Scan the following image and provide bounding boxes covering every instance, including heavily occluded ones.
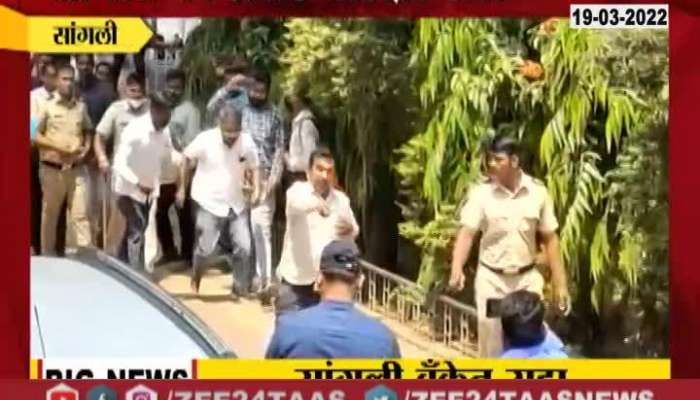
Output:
[31,254,229,359]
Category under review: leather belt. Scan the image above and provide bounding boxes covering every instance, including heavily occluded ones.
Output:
[41,160,76,171]
[480,261,535,276]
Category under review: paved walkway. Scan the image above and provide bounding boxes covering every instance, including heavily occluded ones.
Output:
[152,264,464,358]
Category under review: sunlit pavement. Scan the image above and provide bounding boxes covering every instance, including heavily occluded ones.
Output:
[152,262,460,358]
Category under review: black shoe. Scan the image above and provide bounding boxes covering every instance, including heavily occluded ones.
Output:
[157,253,179,266]
[231,285,248,299]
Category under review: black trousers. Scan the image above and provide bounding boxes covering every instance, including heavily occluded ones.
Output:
[273,279,320,317]
[156,183,195,261]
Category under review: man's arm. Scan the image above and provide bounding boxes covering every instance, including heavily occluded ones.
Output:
[541,231,570,314]
[336,195,360,239]
[449,228,475,291]
[73,132,93,163]
[34,133,78,154]
[539,190,570,314]
[448,188,482,291]
[94,134,110,172]
[34,112,82,155]
[286,185,326,217]
[205,87,235,126]
[94,104,117,171]
[113,127,141,185]
[176,135,203,207]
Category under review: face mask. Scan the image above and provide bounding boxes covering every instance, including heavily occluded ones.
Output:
[127,98,146,109]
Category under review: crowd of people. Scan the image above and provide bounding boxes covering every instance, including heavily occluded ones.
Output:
[29,42,570,359]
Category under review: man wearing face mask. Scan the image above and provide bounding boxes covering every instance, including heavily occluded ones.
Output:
[155,68,201,264]
[178,105,259,298]
[34,64,94,256]
[111,92,174,270]
[94,73,149,257]
[243,68,286,297]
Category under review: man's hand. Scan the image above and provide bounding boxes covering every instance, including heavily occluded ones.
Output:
[554,284,572,316]
[66,144,89,164]
[137,183,153,196]
[448,268,466,292]
[226,74,248,92]
[61,141,82,156]
[97,156,110,175]
[335,216,354,237]
[175,188,186,209]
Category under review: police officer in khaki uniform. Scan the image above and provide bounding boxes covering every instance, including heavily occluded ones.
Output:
[448,134,570,358]
[34,64,94,255]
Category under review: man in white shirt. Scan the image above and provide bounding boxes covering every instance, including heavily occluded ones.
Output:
[94,73,149,257]
[30,62,58,119]
[178,105,260,298]
[112,92,173,269]
[274,147,359,316]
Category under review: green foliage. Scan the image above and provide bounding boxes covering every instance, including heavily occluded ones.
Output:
[181,17,667,357]
[394,20,668,356]
[279,19,417,240]
[179,18,286,109]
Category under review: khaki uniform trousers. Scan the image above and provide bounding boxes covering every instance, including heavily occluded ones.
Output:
[39,164,92,255]
[475,265,544,358]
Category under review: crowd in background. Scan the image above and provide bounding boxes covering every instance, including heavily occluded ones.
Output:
[28,36,343,310]
[28,35,569,359]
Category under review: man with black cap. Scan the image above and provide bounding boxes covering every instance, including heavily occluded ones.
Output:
[499,290,567,359]
[265,240,401,359]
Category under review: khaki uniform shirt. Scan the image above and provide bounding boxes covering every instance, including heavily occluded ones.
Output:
[459,172,558,270]
[36,96,93,165]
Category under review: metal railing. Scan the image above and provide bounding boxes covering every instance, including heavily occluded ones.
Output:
[357,260,478,356]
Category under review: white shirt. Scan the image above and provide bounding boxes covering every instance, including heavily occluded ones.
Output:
[112,113,174,204]
[184,128,259,217]
[276,181,360,285]
[286,109,319,172]
[30,86,52,119]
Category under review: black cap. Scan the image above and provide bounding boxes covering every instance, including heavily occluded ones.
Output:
[319,240,361,278]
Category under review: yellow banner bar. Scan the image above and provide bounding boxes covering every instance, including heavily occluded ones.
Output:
[0,5,152,53]
[196,359,671,380]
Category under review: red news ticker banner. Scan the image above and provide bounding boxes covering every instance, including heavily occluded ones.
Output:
[11,379,700,400]
[1,0,699,380]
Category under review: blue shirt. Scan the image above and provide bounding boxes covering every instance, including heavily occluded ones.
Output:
[30,116,39,140]
[266,300,401,359]
[500,330,568,359]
